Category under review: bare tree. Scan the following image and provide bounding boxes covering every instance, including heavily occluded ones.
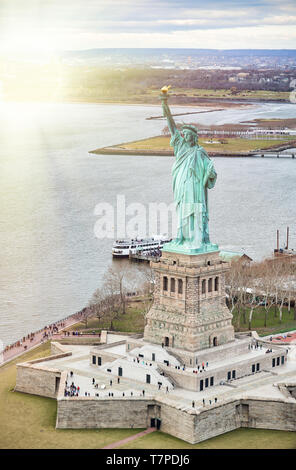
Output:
[225,260,239,315]
[255,260,277,328]
[245,265,265,331]
[104,265,129,315]
[225,259,245,328]
[78,307,94,329]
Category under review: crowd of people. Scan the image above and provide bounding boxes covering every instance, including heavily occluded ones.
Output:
[3,320,66,353]
[2,306,91,359]
[138,248,162,259]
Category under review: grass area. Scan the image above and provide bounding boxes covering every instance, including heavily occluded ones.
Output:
[120,428,296,449]
[0,342,142,449]
[68,302,146,334]
[69,300,296,338]
[147,87,290,101]
[232,305,296,336]
[1,334,295,449]
[119,135,295,154]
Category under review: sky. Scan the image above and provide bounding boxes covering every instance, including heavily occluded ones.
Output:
[0,0,296,58]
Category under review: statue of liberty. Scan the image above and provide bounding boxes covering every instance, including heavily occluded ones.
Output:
[160,87,218,254]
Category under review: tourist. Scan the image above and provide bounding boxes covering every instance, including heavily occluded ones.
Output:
[117,377,120,384]
[110,380,113,386]
[215,397,217,403]
[202,399,205,407]
[192,401,195,408]
[142,390,145,396]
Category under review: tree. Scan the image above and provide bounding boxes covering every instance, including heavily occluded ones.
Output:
[246,268,264,330]
[225,259,244,328]
[104,265,130,315]
[77,306,94,329]
[255,260,277,328]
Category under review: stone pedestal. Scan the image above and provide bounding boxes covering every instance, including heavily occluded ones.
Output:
[144,250,235,353]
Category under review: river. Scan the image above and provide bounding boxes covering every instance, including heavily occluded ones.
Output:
[0,100,295,346]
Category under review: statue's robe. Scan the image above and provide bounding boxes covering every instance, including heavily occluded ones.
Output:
[169,130,217,249]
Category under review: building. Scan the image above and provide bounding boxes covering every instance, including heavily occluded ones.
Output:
[14,244,295,444]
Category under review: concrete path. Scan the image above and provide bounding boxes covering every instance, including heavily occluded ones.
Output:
[102,427,156,449]
[1,315,86,366]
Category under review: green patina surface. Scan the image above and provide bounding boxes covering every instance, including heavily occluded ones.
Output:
[160,91,219,255]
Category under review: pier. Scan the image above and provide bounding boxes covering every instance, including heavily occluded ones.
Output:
[259,152,295,158]
[129,252,160,263]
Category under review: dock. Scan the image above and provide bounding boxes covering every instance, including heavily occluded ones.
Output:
[274,227,296,263]
[129,252,161,263]
[259,152,295,158]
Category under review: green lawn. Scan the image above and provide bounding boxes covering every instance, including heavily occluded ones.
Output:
[70,300,296,338]
[68,302,146,334]
[232,305,296,336]
[0,342,142,449]
[120,428,296,449]
[147,87,290,101]
[119,135,295,154]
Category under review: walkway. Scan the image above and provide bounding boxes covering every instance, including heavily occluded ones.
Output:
[1,315,87,366]
[102,427,156,449]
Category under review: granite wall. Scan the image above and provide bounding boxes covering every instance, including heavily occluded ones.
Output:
[55,394,296,444]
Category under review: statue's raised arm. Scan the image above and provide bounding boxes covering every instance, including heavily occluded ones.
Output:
[160,86,177,136]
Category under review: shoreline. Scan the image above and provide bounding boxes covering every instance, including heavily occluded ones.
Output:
[2,97,288,108]
[0,311,87,367]
[89,139,296,159]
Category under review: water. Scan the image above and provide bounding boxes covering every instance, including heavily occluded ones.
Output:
[0,101,295,346]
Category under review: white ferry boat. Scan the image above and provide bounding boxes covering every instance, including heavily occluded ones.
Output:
[112,235,172,257]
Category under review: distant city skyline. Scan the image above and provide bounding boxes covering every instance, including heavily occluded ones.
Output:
[0,0,296,60]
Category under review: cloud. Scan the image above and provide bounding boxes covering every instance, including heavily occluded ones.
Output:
[0,0,295,53]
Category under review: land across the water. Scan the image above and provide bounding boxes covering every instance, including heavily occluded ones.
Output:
[90,116,296,157]
[61,89,290,106]
[90,136,296,158]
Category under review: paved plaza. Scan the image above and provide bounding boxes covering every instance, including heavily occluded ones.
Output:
[36,334,296,411]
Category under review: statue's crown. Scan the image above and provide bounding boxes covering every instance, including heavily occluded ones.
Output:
[182,125,198,134]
